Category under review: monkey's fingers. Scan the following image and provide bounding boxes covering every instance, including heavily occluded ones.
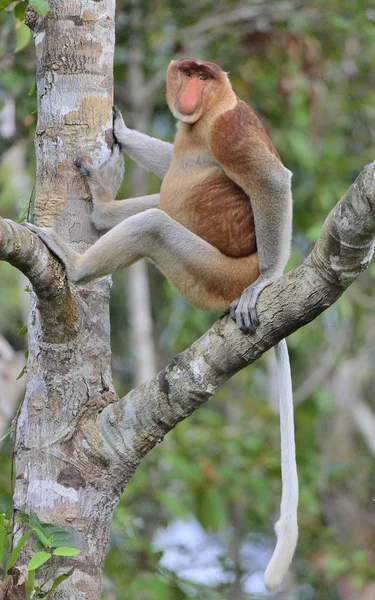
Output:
[112,105,122,120]
[230,292,255,333]
[231,279,273,334]
[229,297,239,320]
[113,105,127,148]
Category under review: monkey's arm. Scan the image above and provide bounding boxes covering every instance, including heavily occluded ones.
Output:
[113,107,173,179]
[212,135,292,332]
[232,160,292,332]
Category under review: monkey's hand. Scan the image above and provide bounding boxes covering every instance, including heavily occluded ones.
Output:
[76,143,124,204]
[230,277,275,334]
[22,223,83,284]
[113,105,128,149]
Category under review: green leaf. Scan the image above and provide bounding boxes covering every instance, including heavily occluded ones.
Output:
[53,546,80,557]
[28,512,44,531]
[195,486,228,532]
[0,0,16,11]
[17,324,28,337]
[28,551,51,571]
[28,81,37,96]
[0,513,5,566]
[25,569,35,600]
[37,524,74,549]
[0,427,12,442]
[29,0,50,17]
[15,1,27,21]
[16,195,30,223]
[15,22,31,53]
[42,568,74,598]
[5,530,32,572]
[16,207,29,223]
[16,512,30,524]
[16,366,26,380]
[33,526,51,549]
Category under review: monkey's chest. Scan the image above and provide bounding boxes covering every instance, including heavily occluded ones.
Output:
[160,167,256,258]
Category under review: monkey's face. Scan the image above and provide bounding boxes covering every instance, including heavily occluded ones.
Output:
[167,58,225,124]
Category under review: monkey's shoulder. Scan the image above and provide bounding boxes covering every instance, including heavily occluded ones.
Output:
[209,98,281,167]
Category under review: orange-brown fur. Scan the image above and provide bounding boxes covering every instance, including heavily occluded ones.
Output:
[157,59,289,308]
[161,164,256,258]
[162,71,282,266]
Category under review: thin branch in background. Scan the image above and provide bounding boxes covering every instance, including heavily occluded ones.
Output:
[294,328,348,406]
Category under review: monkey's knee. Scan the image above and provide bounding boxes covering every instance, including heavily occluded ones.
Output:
[91,206,113,231]
[135,208,169,236]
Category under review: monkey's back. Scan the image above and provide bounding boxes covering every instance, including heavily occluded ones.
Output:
[160,146,256,258]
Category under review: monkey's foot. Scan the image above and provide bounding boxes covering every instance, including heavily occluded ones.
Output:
[76,143,124,201]
[230,278,274,334]
[22,223,81,282]
[113,105,128,148]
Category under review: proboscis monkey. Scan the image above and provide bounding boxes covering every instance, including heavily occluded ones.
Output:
[24,58,297,590]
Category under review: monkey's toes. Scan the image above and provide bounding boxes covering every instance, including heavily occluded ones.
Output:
[111,143,122,159]
[75,159,93,177]
[22,222,50,235]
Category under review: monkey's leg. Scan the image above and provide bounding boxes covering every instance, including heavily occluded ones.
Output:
[113,107,173,179]
[23,210,258,310]
[91,194,160,231]
[76,154,159,230]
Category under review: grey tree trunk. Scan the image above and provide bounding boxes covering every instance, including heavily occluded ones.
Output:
[13,2,117,598]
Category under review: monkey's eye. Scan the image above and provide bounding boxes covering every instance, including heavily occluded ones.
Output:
[199,73,208,81]
[184,70,191,77]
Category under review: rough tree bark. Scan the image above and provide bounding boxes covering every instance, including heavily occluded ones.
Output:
[0,1,375,599]
[3,1,116,598]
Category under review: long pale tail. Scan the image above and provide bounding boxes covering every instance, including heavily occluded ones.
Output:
[264,338,299,590]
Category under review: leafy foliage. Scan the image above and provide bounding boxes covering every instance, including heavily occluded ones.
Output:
[0,511,80,599]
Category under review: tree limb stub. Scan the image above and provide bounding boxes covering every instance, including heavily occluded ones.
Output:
[0,217,80,338]
[99,160,375,468]
[0,218,66,298]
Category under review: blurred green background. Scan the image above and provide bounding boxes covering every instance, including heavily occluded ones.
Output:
[1,1,375,598]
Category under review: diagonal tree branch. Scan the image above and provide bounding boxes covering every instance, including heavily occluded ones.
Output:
[97,161,375,469]
[1,162,375,475]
